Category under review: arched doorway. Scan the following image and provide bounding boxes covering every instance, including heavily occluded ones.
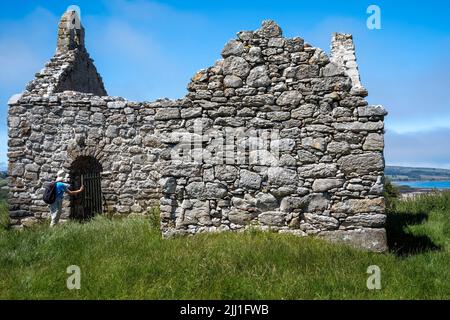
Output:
[69,156,103,220]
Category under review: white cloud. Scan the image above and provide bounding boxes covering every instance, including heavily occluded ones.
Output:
[0,7,58,164]
[82,0,210,100]
[386,117,450,134]
[0,7,57,89]
[385,128,450,169]
[0,40,41,87]
[104,0,202,23]
[300,15,450,135]
[85,18,172,100]
[371,49,450,132]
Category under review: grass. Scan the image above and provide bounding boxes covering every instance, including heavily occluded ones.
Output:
[0,192,449,300]
[0,175,8,208]
[0,201,8,230]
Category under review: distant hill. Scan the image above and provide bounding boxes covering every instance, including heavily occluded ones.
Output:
[386,166,450,181]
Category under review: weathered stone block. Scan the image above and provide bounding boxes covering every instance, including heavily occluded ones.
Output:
[331,198,385,214]
[239,170,262,189]
[268,37,285,47]
[337,153,384,175]
[319,228,388,252]
[327,141,350,154]
[357,105,387,117]
[223,75,243,88]
[270,138,295,152]
[342,214,386,228]
[276,90,302,106]
[306,193,330,212]
[247,66,271,87]
[255,192,278,211]
[215,165,238,182]
[25,163,40,172]
[302,137,326,151]
[256,20,282,38]
[280,196,309,212]
[291,104,315,118]
[107,101,126,109]
[204,182,228,199]
[268,167,298,186]
[333,121,384,132]
[258,212,285,226]
[297,164,337,178]
[221,39,244,58]
[304,213,339,230]
[266,111,290,122]
[223,56,251,78]
[228,209,257,225]
[155,108,180,120]
[312,179,344,192]
[181,107,202,119]
[363,133,384,151]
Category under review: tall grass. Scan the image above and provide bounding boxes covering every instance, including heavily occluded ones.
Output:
[394,191,450,214]
[0,174,8,193]
[0,200,9,230]
[389,192,450,250]
[0,193,449,300]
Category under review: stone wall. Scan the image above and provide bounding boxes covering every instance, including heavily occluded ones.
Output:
[7,10,388,251]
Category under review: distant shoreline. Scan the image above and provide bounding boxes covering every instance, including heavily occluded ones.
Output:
[392,180,450,195]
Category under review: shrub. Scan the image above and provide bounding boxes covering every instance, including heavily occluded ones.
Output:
[384,178,400,211]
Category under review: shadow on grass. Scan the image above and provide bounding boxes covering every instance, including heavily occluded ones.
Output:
[386,212,441,257]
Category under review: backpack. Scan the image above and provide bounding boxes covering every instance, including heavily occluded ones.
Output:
[43,182,57,204]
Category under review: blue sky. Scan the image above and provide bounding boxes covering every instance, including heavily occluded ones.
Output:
[1,0,450,169]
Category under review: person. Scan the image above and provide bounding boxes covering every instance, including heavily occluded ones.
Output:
[50,170,84,227]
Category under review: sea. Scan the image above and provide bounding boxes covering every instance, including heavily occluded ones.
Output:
[393,181,450,189]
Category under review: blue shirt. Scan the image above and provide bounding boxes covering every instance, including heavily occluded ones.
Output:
[55,182,69,200]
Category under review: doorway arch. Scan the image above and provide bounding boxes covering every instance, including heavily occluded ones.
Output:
[69,156,103,220]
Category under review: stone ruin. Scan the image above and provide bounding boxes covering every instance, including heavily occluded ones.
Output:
[7,9,388,252]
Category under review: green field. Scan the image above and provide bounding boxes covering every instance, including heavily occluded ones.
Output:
[0,191,449,299]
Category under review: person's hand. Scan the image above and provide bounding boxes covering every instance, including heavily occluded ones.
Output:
[80,185,85,192]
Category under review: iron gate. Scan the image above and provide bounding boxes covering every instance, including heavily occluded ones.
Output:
[80,171,103,218]
[70,156,103,220]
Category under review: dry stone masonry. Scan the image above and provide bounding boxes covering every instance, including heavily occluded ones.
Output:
[8,10,388,252]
